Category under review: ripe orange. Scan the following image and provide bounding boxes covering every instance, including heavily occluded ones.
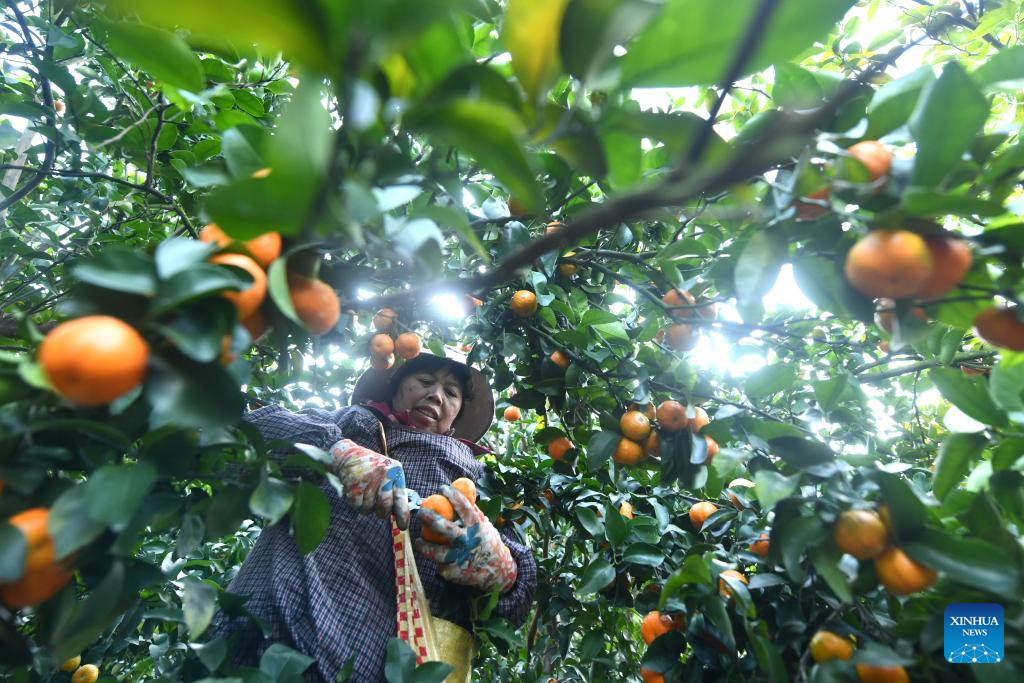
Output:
[875,546,937,595]
[916,235,972,299]
[543,489,555,504]
[60,656,81,672]
[420,494,456,544]
[241,309,270,342]
[287,273,340,337]
[54,100,65,113]
[508,197,529,217]
[854,664,909,683]
[451,477,477,505]
[873,298,929,334]
[833,509,889,559]
[550,350,571,369]
[879,339,891,354]
[211,253,267,319]
[373,307,398,332]
[548,436,574,461]
[688,501,717,530]
[795,186,830,221]
[619,501,634,519]
[847,140,892,190]
[640,669,665,683]
[640,610,682,645]
[696,298,718,320]
[219,335,236,365]
[39,316,149,406]
[718,569,748,598]
[810,630,855,663]
[643,430,661,457]
[371,354,394,370]
[71,665,98,683]
[662,288,696,318]
[1,508,73,608]
[632,403,657,421]
[844,230,934,300]
[395,332,421,360]
[503,406,522,421]
[620,410,652,441]
[369,334,395,359]
[705,436,719,460]
[656,400,688,431]
[510,290,538,318]
[558,252,578,276]
[545,221,562,235]
[665,324,698,351]
[689,406,710,432]
[748,532,770,558]
[200,224,282,269]
[727,478,754,510]
[612,437,645,466]
[974,305,1024,351]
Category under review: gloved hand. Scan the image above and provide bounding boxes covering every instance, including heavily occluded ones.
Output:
[328,439,410,530]
[415,485,518,593]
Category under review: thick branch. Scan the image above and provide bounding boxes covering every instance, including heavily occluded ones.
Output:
[857,351,996,383]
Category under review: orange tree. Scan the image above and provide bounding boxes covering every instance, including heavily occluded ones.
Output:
[1,1,1023,682]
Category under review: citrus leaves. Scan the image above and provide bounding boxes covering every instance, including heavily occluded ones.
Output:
[621,0,856,87]
[504,0,571,104]
[101,22,204,93]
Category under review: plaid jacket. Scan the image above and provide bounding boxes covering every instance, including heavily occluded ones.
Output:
[208,404,538,682]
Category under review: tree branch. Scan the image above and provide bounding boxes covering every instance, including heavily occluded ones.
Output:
[857,351,996,383]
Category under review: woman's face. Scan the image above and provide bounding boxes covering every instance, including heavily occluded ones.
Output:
[391,368,464,435]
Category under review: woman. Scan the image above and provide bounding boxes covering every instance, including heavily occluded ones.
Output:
[209,353,537,682]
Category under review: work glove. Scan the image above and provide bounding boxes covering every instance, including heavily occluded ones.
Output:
[416,485,518,593]
[328,439,410,530]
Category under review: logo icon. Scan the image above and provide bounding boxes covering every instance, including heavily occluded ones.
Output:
[944,603,1004,664]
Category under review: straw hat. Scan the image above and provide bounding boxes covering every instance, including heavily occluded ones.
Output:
[351,352,494,442]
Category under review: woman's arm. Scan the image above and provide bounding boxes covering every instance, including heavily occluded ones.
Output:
[493,528,538,628]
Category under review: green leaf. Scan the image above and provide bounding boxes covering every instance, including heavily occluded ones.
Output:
[990,354,1024,423]
[504,0,571,103]
[604,501,629,548]
[0,522,26,582]
[586,430,620,471]
[873,472,927,540]
[145,356,245,431]
[151,263,247,315]
[621,543,664,567]
[183,577,217,637]
[809,544,852,603]
[384,637,418,683]
[909,62,991,187]
[292,482,330,555]
[865,66,933,139]
[735,231,785,308]
[176,512,205,558]
[266,259,301,324]
[576,507,604,537]
[260,643,315,680]
[102,21,203,92]
[933,433,988,500]
[972,45,1024,90]
[746,621,788,683]
[769,436,838,476]
[72,248,157,296]
[903,528,1021,596]
[621,0,856,87]
[577,558,616,594]
[49,484,107,559]
[85,462,158,528]
[250,476,295,525]
[776,515,827,583]
[902,188,1005,217]
[929,368,1008,427]
[744,365,796,399]
[773,63,824,110]
[155,238,217,280]
[406,98,543,213]
[560,0,661,87]
[220,127,265,178]
[753,470,799,511]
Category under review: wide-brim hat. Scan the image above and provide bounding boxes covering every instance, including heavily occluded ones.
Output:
[351,352,494,442]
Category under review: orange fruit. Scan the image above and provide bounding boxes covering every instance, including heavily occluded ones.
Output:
[508,197,529,217]
[718,569,748,598]
[619,501,634,519]
[210,252,267,319]
[663,288,696,318]
[39,316,149,406]
[833,509,889,559]
[632,403,657,421]
[656,400,688,431]
[548,436,574,461]
[510,290,538,318]
[727,478,754,510]
[640,669,665,683]
[371,354,394,370]
[241,309,270,342]
[877,505,894,536]
[844,230,934,299]
[643,430,661,457]
[464,295,483,308]
[855,664,910,683]
[59,656,81,672]
[847,140,892,189]
[873,298,929,334]
[550,350,571,369]
[251,167,272,178]
[875,546,937,595]
[54,100,64,113]
[451,477,477,505]
[71,665,98,683]
[395,332,421,360]
[795,186,830,221]
[287,273,340,337]
[503,406,522,421]
[373,307,398,332]
[688,501,717,530]
[665,324,698,351]
[219,335,236,365]
[705,436,719,460]
[543,489,555,503]
[974,305,1024,351]
[420,494,456,544]
[916,235,972,299]
[620,410,652,441]
[612,437,645,466]
[688,406,710,432]
[558,252,578,277]
[369,334,395,359]
[879,339,891,353]
[545,221,562,235]
[810,630,855,663]
[200,224,282,269]
[640,610,682,645]
[748,532,770,558]
[1,508,73,608]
